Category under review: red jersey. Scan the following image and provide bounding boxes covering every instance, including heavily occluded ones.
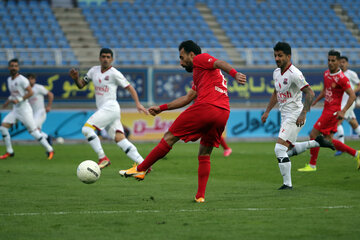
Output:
[323,69,351,113]
[191,53,230,111]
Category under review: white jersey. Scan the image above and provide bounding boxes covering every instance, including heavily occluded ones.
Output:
[84,66,130,111]
[341,69,359,108]
[28,84,49,113]
[273,64,309,120]
[7,74,32,111]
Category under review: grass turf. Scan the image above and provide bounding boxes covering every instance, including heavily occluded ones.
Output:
[0,140,359,240]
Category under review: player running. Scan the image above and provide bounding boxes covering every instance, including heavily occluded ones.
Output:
[0,59,54,160]
[69,48,148,169]
[298,50,360,172]
[119,40,246,203]
[261,42,335,190]
[334,56,360,156]
[27,74,54,145]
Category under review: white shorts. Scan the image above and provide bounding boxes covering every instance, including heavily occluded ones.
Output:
[2,106,37,131]
[86,108,124,140]
[344,102,356,121]
[278,117,303,144]
[33,109,46,129]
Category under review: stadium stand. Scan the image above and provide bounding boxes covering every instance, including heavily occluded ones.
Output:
[0,0,359,67]
[0,0,79,66]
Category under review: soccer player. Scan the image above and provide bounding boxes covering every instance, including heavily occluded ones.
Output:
[69,48,148,169]
[27,73,54,145]
[261,42,335,190]
[119,40,247,203]
[0,59,54,160]
[334,56,360,156]
[298,50,360,172]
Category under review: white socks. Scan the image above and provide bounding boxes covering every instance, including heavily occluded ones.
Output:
[30,129,53,152]
[0,126,13,154]
[287,140,319,157]
[337,125,345,143]
[82,126,105,159]
[117,138,143,164]
[275,143,292,187]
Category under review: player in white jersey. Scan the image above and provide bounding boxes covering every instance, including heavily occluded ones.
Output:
[27,74,54,145]
[0,59,54,160]
[334,56,360,156]
[69,48,148,169]
[261,42,334,190]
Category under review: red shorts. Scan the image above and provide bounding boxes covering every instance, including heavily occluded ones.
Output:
[313,110,338,135]
[169,103,229,147]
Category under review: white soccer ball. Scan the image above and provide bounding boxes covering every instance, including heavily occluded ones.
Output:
[56,137,64,144]
[77,160,101,184]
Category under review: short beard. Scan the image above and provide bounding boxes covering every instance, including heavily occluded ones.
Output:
[185,66,193,72]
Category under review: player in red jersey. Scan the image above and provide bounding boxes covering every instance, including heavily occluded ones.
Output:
[298,50,360,172]
[119,40,246,202]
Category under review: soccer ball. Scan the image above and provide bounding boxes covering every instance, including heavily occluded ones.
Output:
[56,137,64,144]
[77,160,101,184]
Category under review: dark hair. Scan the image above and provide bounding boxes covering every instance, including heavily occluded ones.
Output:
[8,58,19,66]
[340,56,348,62]
[100,48,113,57]
[178,40,201,55]
[273,42,291,55]
[328,50,341,59]
[26,73,36,79]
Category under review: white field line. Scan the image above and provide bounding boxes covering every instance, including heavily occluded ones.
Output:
[0,205,354,217]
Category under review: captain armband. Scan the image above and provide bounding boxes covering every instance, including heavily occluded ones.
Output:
[83,75,91,84]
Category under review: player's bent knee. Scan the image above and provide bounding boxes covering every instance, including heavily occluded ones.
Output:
[274,143,288,158]
[82,126,95,138]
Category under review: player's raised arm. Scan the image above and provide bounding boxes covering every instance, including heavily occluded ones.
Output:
[124,85,148,115]
[148,88,197,116]
[69,68,87,89]
[213,60,246,85]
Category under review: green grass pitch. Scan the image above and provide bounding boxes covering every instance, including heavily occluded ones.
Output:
[0,140,360,240]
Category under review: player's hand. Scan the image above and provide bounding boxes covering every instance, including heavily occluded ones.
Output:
[296,113,306,127]
[335,111,345,120]
[69,68,79,80]
[261,112,269,123]
[136,103,149,115]
[45,106,51,113]
[148,106,161,116]
[235,72,246,85]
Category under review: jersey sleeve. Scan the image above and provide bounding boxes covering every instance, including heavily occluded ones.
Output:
[340,76,351,90]
[191,81,196,91]
[21,77,30,89]
[38,85,49,95]
[193,53,218,70]
[83,67,94,84]
[293,71,309,90]
[351,71,360,85]
[114,70,130,88]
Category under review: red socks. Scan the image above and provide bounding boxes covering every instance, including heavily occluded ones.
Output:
[196,155,211,199]
[137,138,172,171]
[220,136,230,150]
[332,139,357,156]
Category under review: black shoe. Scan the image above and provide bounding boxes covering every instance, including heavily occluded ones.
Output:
[278,184,293,190]
[315,135,335,150]
[47,135,53,146]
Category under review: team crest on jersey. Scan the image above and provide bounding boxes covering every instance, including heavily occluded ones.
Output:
[208,58,213,62]
[283,78,288,85]
[98,78,101,83]
[104,76,109,80]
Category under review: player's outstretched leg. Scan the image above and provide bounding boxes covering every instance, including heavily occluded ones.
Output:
[117,138,143,164]
[315,135,335,150]
[119,138,172,180]
[30,129,54,160]
[82,125,109,169]
[0,126,14,159]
